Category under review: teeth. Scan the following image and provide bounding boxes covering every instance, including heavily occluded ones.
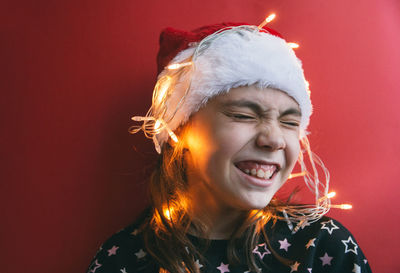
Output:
[243,167,274,179]
[264,170,273,179]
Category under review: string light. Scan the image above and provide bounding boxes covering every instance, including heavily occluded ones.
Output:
[163,207,174,220]
[154,119,162,131]
[154,76,171,104]
[318,191,336,202]
[167,62,193,70]
[327,192,336,198]
[288,171,306,179]
[258,13,276,29]
[330,204,353,210]
[131,19,355,232]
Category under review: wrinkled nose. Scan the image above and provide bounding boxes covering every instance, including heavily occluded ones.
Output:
[255,122,286,151]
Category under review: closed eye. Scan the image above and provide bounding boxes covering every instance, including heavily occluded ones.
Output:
[281,120,300,127]
[233,114,253,119]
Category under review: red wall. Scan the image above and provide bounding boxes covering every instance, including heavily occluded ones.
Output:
[2,0,399,272]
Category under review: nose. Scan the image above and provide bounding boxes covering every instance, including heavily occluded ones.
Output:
[255,122,286,151]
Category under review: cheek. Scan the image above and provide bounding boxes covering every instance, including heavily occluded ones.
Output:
[283,134,301,171]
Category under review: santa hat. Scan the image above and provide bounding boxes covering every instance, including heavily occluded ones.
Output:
[132,22,312,153]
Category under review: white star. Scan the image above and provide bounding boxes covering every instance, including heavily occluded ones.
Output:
[305,238,316,249]
[135,249,147,259]
[352,263,361,273]
[320,220,339,235]
[307,268,312,273]
[120,268,127,273]
[279,238,291,252]
[195,259,203,269]
[342,236,358,255]
[320,252,333,266]
[363,259,368,264]
[290,261,300,272]
[107,245,119,256]
[252,243,271,259]
[89,259,102,273]
[216,262,230,273]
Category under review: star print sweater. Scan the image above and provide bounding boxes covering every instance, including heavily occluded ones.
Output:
[86,213,372,273]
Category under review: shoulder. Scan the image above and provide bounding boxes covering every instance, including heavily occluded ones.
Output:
[86,209,158,273]
[265,216,373,273]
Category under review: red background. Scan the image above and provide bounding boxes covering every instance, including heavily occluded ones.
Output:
[1,0,399,272]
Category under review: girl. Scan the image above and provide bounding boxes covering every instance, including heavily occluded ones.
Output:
[87,19,372,273]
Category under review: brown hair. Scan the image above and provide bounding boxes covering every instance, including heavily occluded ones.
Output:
[140,127,288,273]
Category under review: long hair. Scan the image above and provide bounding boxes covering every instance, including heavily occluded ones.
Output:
[140,128,288,273]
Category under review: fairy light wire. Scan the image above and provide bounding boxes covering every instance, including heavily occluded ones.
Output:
[130,13,352,228]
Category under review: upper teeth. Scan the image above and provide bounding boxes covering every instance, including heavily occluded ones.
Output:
[246,168,274,179]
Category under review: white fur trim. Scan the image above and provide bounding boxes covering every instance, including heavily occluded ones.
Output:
[156,27,312,145]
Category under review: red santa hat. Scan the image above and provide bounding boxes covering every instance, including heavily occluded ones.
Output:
[132,22,312,153]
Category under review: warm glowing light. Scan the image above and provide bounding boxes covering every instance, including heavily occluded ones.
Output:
[288,42,299,49]
[288,171,306,179]
[154,119,162,130]
[258,13,276,29]
[163,206,175,220]
[318,191,336,202]
[131,116,143,121]
[327,192,336,198]
[265,13,276,23]
[341,204,353,210]
[168,130,179,143]
[330,204,353,210]
[167,62,192,70]
[305,80,311,96]
[156,76,171,104]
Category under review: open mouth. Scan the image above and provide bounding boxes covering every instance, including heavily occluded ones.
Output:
[235,161,279,180]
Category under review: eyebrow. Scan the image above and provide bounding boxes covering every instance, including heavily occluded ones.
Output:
[220,99,302,117]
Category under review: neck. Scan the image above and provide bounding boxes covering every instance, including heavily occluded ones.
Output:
[186,180,247,240]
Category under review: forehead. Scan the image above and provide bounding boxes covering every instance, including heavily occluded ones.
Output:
[212,85,300,111]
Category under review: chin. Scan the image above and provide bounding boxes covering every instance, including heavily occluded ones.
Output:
[239,194,274,210]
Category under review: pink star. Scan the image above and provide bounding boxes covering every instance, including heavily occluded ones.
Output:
[217,262,230,273]
[252,243,271,259]
[107,245,119,256]
[320,252,333,266]
[89,259,102,273]
[279,238,291,252]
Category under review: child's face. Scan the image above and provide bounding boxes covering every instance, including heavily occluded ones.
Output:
[183,85,301,210]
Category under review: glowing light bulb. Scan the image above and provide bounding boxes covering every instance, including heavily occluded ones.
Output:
[154,119,162,131]
[305,80,311,96]
[288,42,299,49]
[258,13,276,29]
[327,192,336,198]
[156,76,171,105]
[330,204,353,210]
[341,204,353,210]
[265,13,276,23]
[167,62,192,70]
[288,171,306,179]
[163,208,171,220]
[169,131,179,143]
